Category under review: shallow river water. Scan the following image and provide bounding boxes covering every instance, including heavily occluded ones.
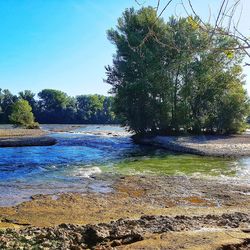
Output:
[0,125,250,206]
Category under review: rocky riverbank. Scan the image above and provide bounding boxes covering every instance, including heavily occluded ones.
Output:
[42,124,132,137]
[0,129,57,147]
[1,212,250,249]
[135,134,250,157]
[0,174,250,249]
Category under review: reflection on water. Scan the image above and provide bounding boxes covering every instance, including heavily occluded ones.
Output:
[0,125,249,206]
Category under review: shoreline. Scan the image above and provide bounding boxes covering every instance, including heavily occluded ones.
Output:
[0,174,249,249]
[0,129,57,147]
[1,128,250,248]
[134,134,250,157]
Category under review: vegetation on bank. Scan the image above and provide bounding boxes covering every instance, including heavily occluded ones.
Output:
[9,99,39,129]
[0,89,117,125]
[106,7,250,135]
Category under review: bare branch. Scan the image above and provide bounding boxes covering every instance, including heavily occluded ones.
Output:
[133,0,250,65]
[157,0,174,19]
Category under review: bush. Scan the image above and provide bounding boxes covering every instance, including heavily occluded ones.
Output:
[9,99,38,128]
[106,7,250,135]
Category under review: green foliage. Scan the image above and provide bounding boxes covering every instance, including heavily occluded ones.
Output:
[75,94,116,124]
[38,89,70,111]
[18,90,37,111]
[106,7,249,134]
[0,89,18,123]
[9,99,37,128]
[0,88,117,124]
[76,95,104,122]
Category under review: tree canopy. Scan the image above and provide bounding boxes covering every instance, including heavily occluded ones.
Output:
[9,99,37,128]
[105,7,249,134]
[0,89,117,125]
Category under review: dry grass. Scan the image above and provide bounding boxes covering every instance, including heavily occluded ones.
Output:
[0,129,46,138]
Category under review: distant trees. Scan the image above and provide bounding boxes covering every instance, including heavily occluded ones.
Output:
[0,89,117,124]
[106,7,249,134]
[36,89,75,123]
[0,89,18,123]
[76,95,115,123]
[18,90,36,110]
[9,99,38,128]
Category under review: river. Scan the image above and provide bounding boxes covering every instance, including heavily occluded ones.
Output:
[0,124,249,206]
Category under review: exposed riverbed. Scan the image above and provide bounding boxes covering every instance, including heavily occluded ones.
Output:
[0,174,250,249]
[0,125,250,249]
[0,125,250,206]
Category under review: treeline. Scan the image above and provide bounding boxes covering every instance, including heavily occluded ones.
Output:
[0,89,117,124]
[106,7,249,134]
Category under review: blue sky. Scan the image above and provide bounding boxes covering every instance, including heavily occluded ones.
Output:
[0,0,249,96]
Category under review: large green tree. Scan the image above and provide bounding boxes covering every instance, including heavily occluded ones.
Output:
[76,95,116,123]
[106,7,249,134]
[37,89,75,123]
[18,90,37,111]
[38,89,70,111]
[0,89,18,123]
[106,7,170,133]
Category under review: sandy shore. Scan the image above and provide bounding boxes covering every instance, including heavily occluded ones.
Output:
[135,134,250,157]
[0,129,57,147]
[0,174,249,249]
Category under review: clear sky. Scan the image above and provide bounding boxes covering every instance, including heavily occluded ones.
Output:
[0,0,249,96]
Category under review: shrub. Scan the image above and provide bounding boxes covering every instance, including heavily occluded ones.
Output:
[9,99,38,128]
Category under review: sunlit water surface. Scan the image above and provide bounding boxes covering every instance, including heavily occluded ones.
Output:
[0,125,249,206]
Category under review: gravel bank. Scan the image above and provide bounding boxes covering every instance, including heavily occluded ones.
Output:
[0,129,56,147]
[135,134,250,157]
[1,212,250,249]
[0,129,45,137]
[0,136,57,147]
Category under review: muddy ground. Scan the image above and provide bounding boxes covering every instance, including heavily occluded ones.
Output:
[0,174,250,249]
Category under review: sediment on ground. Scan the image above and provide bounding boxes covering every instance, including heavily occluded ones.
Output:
[1,212,250,249]
[0,129,56,147]
[134,134,250,157]
[0,175,250,249]
[0,129,46,137]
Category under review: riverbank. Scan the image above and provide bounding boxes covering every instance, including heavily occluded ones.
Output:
[134,134,250,157]
[0,129,57,147]
[0,174,250,249]
[44,124,132,137]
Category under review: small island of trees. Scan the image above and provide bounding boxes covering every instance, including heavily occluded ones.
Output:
[105,7,249,135]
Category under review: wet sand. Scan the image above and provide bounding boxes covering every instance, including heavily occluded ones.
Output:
[0,174,250,249]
